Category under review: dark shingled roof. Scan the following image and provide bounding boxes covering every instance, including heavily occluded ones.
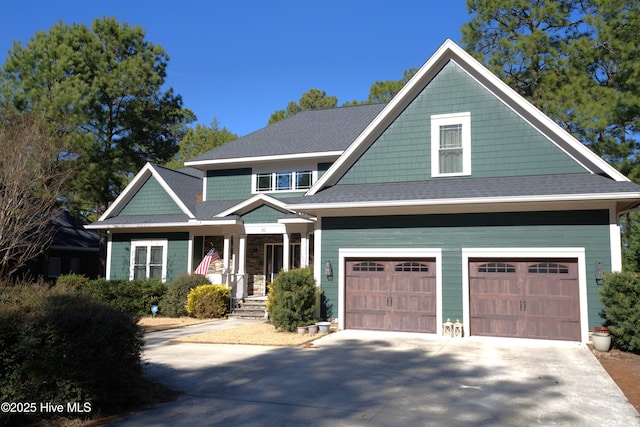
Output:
[96,214,191,226]
[289,174,640,205]
[187,103,386,162]
[150,164,203,214]
[52,211,99,250]
[196,200,246,219]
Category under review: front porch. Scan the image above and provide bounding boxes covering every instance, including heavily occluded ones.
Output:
[197,229,314,301]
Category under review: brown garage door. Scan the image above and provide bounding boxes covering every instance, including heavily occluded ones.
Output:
[469,259,580,341]
[345,259,436,333]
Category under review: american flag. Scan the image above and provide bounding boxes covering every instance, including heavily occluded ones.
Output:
[194,247,220,275]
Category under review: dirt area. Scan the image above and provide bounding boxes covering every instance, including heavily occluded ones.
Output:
[170,321,324,346]
[137,316,215,333]
[591,347,640,413]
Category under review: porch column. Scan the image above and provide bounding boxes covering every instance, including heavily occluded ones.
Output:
[282,232,290,272]
[300,232,309,268]
[223,234,231,287]
[236,234,247,299]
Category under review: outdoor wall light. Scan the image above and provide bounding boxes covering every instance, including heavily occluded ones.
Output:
[595,262,605,285]
[325,260,333,281]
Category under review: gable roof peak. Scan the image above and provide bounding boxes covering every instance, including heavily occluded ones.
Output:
[307,39,627,195]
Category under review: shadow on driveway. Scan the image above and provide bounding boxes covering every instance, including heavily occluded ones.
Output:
[109,328,640,426]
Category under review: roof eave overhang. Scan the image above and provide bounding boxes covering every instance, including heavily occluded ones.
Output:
[307,39,629,196]
[86,218,243,230]
[290,192,640,215]
[277,216,317,225]
[99,163,196,220]
[185,151,344,170]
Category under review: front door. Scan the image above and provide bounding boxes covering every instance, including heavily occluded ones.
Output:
[265,243,301,283]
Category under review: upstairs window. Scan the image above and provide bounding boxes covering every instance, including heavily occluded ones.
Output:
[255,170,313,193]
[431,112,471,177]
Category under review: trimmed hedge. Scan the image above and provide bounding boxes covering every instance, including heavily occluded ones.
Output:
[160,274,211,317]
[185,284,230,319]
[599,271,640,353]
[80,278,167,316]
[267,268,318,332]
[0,285,143,424]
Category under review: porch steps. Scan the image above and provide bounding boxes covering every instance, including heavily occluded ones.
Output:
[228,299,267,320]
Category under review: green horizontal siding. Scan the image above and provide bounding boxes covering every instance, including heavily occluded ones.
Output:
[338,61,585,185]
[206,168,252,200]
[241,205,286,224]
[110,232,190,282]
[119,176,182,215]
[319,210,610,328]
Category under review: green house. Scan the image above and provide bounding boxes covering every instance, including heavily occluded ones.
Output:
[89,40,640,343]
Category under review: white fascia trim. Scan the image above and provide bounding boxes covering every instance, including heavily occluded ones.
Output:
[215,193,294,218]
[461,247,588,343]
[277,217,316,224]
[191,219,243,226]
[86,219,242,230]
[100,163,154,220]
[98,163,196,221]
[148,166,196,218]
[309,39,628,195]
[337,248,443,333]
[185,151,344,168]
[308,43,456,196]
[290,192,640,211]
[444,41,628,182]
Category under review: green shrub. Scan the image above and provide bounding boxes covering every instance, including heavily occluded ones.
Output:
[56,273,90,292]
[185,284,230,319]
[267,268,318,332]
[598,271,640,353]
[160,274,210,317]
[83,278,167,316]
[0,286,143,424]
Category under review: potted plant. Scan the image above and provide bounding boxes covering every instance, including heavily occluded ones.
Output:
[591,327,612,352]
[316,321,331,334]
[307,322,319,335]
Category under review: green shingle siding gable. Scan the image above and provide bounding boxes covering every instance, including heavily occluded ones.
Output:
[319,210,609,328]
[119,176,183,215]
[338,61,584,185]
[110,232,190,282]
[241,205,286,224]
[206,168,252,200]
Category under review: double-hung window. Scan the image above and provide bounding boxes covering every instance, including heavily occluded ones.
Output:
[130,240,168,282]
[431,112,471,177]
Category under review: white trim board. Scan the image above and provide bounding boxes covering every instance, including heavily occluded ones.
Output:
[461,247,588,344]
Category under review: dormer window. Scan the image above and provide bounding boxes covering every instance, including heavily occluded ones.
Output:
[255,170,313,193]
[431,112,471,177]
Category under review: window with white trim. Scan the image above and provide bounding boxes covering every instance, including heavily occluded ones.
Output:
[254,170,313,193]
[431,112,471,177]
[130,240,168,282]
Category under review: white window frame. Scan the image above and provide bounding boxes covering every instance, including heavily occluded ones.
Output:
[431,112,471,177]
[252,169,316,194]
[130,240,168,282]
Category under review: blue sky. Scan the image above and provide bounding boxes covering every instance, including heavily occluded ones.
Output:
[0,1,471,137]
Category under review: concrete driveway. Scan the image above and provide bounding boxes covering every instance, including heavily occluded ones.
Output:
[108,320,639,426]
